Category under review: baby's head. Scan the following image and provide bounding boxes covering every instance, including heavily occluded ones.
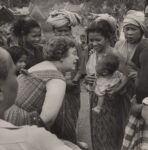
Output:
[8,46,27,74]
[96,53,119,76]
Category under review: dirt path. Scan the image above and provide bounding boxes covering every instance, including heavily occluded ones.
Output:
[77,88,92,150]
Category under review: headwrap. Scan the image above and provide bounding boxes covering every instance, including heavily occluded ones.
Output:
[123,10,147,33]
[88,13,117,33]
[47,9,81,28]
[88,13,119,46]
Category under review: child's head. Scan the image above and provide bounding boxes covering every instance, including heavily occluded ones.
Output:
[96,53,119,76]
[8,46,27,73]
[80,34,86,45]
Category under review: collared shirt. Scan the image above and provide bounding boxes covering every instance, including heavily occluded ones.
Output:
[0,120,74,150]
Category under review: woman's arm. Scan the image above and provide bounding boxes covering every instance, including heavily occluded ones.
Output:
[115,74,127,93]
[40,79,66,127]
[109,74,128,95]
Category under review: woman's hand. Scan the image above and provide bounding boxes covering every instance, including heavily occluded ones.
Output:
[85,74,96,85]
[66,80,78,88]
[131,103,143,117]
[109,74,128,95]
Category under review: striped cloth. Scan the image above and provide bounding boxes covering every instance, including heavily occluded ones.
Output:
[141,124,148,150]
[122,95,148,150]
[51,90,80,143]
[5,69,65,127]
[121,115,144,150]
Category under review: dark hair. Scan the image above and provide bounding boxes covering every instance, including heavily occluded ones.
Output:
[86,20,114,40]
[12,17,40,37]
[43,36,75,61]
[145,0,148,11]
[52,25,71,32]
[8,46,25,64]
[0,48,9,80]
[96,53,119,75]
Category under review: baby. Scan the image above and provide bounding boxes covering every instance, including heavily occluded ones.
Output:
[93,53,127,113]
[8,46,27,75]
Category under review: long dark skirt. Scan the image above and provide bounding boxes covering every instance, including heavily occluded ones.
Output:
[51,88,80,143]
[90,78,135,150]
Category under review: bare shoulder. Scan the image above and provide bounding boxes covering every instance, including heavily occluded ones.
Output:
[28,61,57,72]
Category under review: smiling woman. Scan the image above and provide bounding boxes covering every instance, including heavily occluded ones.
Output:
[47,9,83,144]
[85,14,130,150]
[4,36,78,132]
[8,17,43,69]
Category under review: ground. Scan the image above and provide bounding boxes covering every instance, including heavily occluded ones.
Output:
[77,84,92,150]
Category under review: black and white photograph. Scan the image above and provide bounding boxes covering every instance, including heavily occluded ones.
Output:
[0,0,147,150]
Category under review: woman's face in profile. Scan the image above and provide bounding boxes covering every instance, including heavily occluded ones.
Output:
[145,6,148,27]
[25,27,41,48]
[88,32,107,53]
[62,47,78,71]
[123,24,142,44]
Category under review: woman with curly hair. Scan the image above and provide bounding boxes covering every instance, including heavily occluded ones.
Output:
[47,9,85,144]
[4,36,78,131]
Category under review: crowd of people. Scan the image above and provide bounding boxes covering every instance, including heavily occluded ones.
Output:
[1,1,148,150]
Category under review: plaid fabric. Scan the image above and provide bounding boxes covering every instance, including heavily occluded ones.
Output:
[121,115,145,150]
[51,91,80,143]
[5,69,65,127]
[141,124,148,150]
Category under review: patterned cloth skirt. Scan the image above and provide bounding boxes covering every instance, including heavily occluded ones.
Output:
[90,77,135,150]
[51,89,80,144]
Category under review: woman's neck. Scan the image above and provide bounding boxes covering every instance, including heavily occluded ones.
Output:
[51,61,66,73]
[22,40,36,56]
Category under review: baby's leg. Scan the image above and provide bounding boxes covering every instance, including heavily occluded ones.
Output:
[92,95,104,113]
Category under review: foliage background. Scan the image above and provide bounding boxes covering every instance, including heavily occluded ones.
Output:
[0,0,145,40]
[0,0,145,21]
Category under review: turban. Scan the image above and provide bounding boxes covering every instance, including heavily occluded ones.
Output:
[123,10,147,33]
[47,9,81,28]
[89,13,117,33]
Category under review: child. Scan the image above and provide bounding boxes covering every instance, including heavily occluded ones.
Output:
[8,46,27,75]
[93,53,127,113]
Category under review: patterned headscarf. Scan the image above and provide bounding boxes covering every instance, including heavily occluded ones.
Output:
[89,13,117,33]
[88,13,119,46]
[123,10,147,34]
[47,9,81,28]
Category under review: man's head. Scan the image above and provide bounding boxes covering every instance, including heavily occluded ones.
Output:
[144,0,148,15]
[0,48,18,117]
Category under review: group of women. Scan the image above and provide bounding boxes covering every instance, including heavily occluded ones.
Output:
[1,7,148,150]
